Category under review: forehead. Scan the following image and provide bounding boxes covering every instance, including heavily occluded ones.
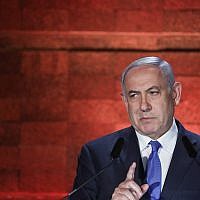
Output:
[125,65,167,89]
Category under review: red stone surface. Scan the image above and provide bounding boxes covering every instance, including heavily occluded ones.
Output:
[21,122,68,145]
[0,170,19,191]
[20,146,67,191]
[69,52,116,75]
[0,192,66,200]
[67,0,163,11]
[0,75,22,98]
[164,11,200,32]
[69,75,116,99]
[116,10,163,32]
[0,0,21,30]
[164,0,200,10]
[22,9,68,31]
[21,51,68,75]
[0,51,21,73]
[0,123,20,146]
[21,96,68,121]
[0,31,200,50]
[175,76,200,124]
[68,100,127,124]
[0,147,19,169]
[68,9,115,31]
[0,98,20,121]
[0,0,199,199]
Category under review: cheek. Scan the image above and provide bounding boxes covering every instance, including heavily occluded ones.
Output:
[127,103,139,120]
[127,102,140,115]
[153,98,173,119]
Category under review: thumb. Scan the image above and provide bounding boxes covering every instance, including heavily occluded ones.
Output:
[141,184,149,194]
[126,162,136,180]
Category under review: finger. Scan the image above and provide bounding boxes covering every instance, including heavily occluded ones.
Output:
[131,183,149,198]
[119,180,143,198]
[128,183,143,198]
[113,187,135,200]
[141,184,149,194]
[128,188,141,200]
[126,162,136,180]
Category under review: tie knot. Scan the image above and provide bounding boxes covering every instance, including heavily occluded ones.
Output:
[149,140,161,152]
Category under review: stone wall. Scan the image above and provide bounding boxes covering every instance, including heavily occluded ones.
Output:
[0,0,199,199]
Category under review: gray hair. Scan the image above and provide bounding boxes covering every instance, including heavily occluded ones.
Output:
[121,56,175,96]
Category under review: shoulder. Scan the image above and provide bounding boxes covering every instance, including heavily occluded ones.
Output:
[79,126,135,162]
[177,120,200,139]
[185,130,200,142]
[176,120,200,150]
[85,126,134,150]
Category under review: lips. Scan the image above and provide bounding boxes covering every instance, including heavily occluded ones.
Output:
[140,117,155,120]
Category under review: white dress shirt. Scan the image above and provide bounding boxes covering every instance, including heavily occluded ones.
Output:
[135,119,178,190]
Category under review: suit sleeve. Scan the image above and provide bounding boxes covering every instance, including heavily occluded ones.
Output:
[70,144,98,200]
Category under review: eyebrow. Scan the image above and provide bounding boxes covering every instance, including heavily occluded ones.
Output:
[128,90,140,95]
[146,86,161,92]
[128,86,161,94]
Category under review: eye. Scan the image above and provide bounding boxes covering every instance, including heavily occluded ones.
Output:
[149,90,160,96]
[130,94,136,98]
[129,92,139,99]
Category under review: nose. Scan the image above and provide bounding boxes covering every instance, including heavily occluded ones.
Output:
[140,94,152,112]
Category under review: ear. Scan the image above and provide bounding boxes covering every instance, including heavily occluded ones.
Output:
[172,82,182,106]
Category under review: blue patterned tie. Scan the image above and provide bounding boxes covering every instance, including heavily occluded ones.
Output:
[146,141,162,200]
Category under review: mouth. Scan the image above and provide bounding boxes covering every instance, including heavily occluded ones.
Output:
[140,117,156,121]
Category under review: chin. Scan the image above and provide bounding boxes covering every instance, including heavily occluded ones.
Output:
[140,126,160,136]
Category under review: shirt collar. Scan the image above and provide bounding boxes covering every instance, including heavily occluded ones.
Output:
[135,118,178,153]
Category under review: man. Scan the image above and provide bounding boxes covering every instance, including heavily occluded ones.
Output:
[70,56,200,200]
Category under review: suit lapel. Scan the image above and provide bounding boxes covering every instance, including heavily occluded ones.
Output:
[120,127,146,186]
[161,123,199,200]
[113,123,200,200]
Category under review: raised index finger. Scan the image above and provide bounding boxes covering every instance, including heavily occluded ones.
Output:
[126,162,136,180]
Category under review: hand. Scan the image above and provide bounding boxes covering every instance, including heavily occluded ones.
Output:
[111,162,149,200]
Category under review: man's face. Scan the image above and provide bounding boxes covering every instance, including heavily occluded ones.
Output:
[123,65,181,139]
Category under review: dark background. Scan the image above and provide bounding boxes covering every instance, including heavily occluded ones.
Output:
[0,0,199,199]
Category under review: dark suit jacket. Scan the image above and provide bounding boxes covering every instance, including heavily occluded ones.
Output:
[70,121,200,200]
